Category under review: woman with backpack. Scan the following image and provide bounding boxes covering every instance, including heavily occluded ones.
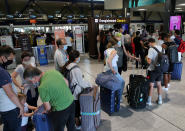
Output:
[62,50,91,129]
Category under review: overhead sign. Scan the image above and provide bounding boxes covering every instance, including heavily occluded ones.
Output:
[104,0,123,10]
[95,18,129,24]
[129,0,165,8]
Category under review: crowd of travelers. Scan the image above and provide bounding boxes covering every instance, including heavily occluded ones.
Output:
[0,25,184,131]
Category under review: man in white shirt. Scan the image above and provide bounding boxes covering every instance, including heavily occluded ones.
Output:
[146,38,163,106]
[54,38,68,71]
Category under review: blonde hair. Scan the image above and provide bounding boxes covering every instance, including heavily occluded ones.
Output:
[18,93,26,101]
[107,38,117,49]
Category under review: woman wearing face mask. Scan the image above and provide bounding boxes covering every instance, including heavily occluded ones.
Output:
[54,38,69,71]
[63,50,91,129]
[12,52,38,108]
[104,39,125,102]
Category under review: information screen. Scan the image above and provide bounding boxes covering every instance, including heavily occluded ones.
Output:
[170,16,181,31]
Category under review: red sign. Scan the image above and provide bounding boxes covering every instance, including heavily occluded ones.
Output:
[30,19,36,24]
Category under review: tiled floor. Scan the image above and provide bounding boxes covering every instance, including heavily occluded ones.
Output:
[0,54,185,131]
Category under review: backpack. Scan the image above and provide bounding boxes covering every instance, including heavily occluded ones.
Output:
[61,65,79,94]
[178,40,185,53]
[167,45,178,63]
[126,75,149,109]
[152,47,169,73]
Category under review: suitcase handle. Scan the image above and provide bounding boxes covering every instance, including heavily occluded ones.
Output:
[126,84,130,104]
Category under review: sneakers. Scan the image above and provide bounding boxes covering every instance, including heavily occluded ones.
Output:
[146,101,152,106]
[162,87,168,92]
[147,100,163,106]
[76,125,81,130]
[156,100,163,105]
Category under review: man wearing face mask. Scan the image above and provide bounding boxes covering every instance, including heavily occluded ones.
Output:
[54,38,69,72]
[0,45,24,131]
[12,52,38,108]
[23,66,75,131]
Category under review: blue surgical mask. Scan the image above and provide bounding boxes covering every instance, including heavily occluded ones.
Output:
[117,41,121,47]
[63,45,68,51]
[76,57,80,63]
[34,82,40,87]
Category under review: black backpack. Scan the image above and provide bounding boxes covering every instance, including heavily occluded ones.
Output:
[126,75,149,109]
[61,65,79,94]
[152,47,169,73]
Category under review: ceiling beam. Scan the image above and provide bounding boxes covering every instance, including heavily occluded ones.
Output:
[39,0,104,4]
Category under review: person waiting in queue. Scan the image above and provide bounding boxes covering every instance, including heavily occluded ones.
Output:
[54,38,68,72]
[62,50,91,129]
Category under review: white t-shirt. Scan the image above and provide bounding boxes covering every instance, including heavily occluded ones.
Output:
[21,103,29,126]
[15,64,25,85]
[147,45,162,71]
[54,49,68,71]
[158,40,164,46]
[170,35,175,42]
[65,37,72,47]
[104,48,119,71]
[0,83,17,112]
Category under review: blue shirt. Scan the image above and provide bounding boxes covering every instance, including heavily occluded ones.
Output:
[0,66,17,112]
[0,67,12,88]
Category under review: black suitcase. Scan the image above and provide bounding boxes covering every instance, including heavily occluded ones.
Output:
[100,86,121,115]
[126,74,149,109]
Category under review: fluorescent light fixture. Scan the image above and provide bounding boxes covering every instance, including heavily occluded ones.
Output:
[48,15,54,19]
[6,15,14,18]
[67,15,73,18]
[178,10,184,11]
[176,8,182,10]
[138,9,147,11]
[177,3,185,6]
[30,15,36,19]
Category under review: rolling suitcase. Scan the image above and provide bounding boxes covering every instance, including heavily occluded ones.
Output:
[79,86,101,131]
[171,62,183,80]
[33,105,51,131]
[100,86,121,115]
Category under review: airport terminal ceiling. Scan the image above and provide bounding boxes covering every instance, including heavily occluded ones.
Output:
[0,0,185,20]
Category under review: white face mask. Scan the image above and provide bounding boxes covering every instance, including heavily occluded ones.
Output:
[117,41,121,47]
[76,57,80,63]
[23,60,32,66]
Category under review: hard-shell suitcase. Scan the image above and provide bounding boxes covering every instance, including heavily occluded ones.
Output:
[33,105,51,131]
[171,62,183,80]
[100,86,121,115]
[79,86,101,131]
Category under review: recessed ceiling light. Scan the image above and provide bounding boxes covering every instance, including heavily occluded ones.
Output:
[176,8,182,10]
[178,10,184,11]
